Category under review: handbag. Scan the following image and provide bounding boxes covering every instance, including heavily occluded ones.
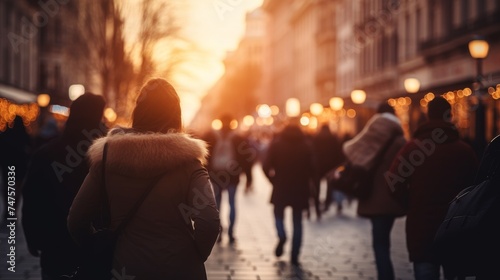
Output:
[328,131,399,199]
[62,143,164,280]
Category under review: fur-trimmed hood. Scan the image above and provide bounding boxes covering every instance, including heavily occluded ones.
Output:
[88,127,208,178]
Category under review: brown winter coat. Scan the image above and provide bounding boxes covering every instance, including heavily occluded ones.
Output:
[342,113,407,217]
[67,128,220,280]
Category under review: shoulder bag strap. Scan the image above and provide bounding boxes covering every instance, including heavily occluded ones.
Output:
[100,142,164,236]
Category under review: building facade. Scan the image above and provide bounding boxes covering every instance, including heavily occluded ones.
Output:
[336,0,500,140]
[0,0,38,104]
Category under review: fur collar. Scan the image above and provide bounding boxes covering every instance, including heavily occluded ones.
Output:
[88,127,208,177]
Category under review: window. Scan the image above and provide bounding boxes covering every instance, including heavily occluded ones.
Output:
[478,0,486,16]
[3,48,9,82]
[416,7,422,44]
[428,0,435,39]
[54,64,61,95]
[38,62,48,90]
[391,32,398,66]
[405,13,410,59]
[461,0,469,25]
[4,2,11,27]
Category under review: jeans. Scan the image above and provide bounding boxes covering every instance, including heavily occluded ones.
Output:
[413,262,440,280]
[214,182,237,237]
[274,205,303,261]
[370,216,396,280]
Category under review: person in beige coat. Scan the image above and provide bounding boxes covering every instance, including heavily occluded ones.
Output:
[68,78,220,280]
[342,102,407,280]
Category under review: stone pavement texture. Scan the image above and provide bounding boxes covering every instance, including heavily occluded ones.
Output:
[0,163,445,279]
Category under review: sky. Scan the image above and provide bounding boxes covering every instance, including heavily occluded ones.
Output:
[171,0,264,126]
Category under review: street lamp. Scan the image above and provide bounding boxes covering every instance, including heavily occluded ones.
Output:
[329,97,344,111]
[37,94,50,107]
[468,37,490,156]
[351,90,366,104]
[310,103,324,116]
[404,78,421,94]
[286,98,301,117]
[69,84,85,101]
[104,107,117,123]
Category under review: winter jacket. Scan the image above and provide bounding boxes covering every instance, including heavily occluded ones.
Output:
[262,125,315,209]
[21,118,106,276]
[203,129,257,188]
[342,113,407,217]
[68,128,220,280]
[388,120,479,262]
[311,126,344,178]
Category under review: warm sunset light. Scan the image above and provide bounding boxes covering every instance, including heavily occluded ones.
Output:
[2,2,499,278]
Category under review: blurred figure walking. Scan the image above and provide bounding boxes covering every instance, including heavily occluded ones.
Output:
[203,114,254,244]
[311,124,344,216]
[342,102,407,280]
[388,97,478,280]
[0,115,32,220]
[262,122,315,266]
[22,93,106,279]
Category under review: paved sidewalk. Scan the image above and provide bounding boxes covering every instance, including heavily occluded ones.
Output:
[1,163,423,280]
[205,164,414,280]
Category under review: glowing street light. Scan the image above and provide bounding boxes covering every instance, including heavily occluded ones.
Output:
[329,97,344,111]
[468,36,490,152]
[104,107,117,123]
[310,103,324,116]
[243,115,255,126]
[69,84,85,101]
[257,104,272,118]
[468,38,490,60]
[37,94,50,107]
[351,90,366,104]
[286,98,301,117]
[404,78,421,94]
[212,119,222,130]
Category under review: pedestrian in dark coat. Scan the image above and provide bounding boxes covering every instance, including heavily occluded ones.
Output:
[1,115,32,220]
[68,78,220,280]
[387,96,478,280]
[21,92,106,279]
[311,124,343,215]
[262,123,315,266]
[341,102,407,280]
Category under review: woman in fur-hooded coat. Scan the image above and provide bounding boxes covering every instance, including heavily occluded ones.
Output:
[68,79,220,280]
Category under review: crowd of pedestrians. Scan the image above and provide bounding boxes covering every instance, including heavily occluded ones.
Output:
[0,77,499,279]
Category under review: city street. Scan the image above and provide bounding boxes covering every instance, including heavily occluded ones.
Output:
[2,163,420,280]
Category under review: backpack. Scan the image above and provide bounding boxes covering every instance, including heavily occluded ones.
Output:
[210,131,236,171]
[433,134,500,277]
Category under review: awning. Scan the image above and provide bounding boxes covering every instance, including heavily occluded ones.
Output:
[0,84,37,104]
